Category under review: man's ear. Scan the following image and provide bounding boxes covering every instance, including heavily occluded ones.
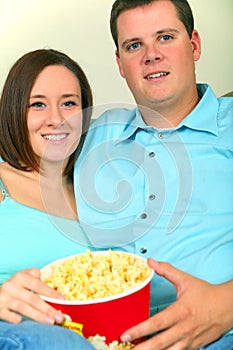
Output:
[191,30,201,62]
[115,50,125,78]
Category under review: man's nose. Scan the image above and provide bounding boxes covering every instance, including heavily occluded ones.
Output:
[144,44,162,64]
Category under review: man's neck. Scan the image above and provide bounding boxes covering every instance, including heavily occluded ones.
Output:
[139,92,200,129]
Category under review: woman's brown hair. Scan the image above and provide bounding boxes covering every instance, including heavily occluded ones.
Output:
[0,49,93,178]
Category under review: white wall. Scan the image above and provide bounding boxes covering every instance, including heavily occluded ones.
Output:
[0,0,232,108]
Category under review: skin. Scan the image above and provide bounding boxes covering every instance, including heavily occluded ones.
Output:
[116,0,201,128]
[121,260,233,349]
[114,1,233,349]
[0,65,83,324]
[27,65,82,167]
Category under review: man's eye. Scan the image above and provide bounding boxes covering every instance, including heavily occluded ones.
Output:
[160,35,172,41]
[128,42,141,51]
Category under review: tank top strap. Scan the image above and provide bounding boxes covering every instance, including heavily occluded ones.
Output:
[0,178,9,200]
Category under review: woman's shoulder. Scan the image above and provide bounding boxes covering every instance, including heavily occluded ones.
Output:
[0,161,7,171]
[0,162,16,189]
[0,162,8,201]
[0,162,33,202]
[0,161,16,177]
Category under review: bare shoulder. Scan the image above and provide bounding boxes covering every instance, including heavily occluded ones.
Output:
[0,162,22,181]
[0,162,36,202]
[0,161,10,182]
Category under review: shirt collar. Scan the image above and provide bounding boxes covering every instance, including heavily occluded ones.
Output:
[114,108,148,144]
[178,84,219,135]
[118,84,219,143]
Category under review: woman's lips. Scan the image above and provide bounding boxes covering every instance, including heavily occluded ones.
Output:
[42,133,68,141]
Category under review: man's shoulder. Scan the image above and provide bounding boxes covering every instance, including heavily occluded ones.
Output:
[217,96,233,126]
[86,107,137,143]
[215,97,233,148]
[218,95,233,110]
[91,107,137,129]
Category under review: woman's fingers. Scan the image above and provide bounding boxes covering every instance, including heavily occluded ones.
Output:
[0,269,64,324]
[11,268,64,299]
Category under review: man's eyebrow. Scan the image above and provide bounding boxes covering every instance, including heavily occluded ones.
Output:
[121,28,179,49]
[156,28,179,35]
[121,37,141,50]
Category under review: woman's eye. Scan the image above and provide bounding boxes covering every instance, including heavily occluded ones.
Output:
[128,42,141,51]
[28,102,45,109]
[62,101,77,108]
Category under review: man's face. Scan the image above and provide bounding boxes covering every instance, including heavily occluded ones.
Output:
[116,0,201,116]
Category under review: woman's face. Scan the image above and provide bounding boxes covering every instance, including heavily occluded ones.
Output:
[27,65,82,167]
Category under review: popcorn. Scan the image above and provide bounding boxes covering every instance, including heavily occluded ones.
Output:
[61,320,134,349]
[44,250,151,300]
[88,335,134,350]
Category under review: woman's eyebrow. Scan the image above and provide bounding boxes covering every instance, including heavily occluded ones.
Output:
[62,93,81,99]
[29,94,46,99]
[29,93,81,99]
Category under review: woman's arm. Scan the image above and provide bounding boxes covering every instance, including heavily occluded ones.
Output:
[0,268,64,324]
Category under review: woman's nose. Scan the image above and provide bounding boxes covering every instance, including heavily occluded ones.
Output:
[46,107,64,126]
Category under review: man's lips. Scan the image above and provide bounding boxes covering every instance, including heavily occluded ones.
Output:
[144,72,169,79]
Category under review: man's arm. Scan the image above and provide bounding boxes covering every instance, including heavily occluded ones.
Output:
[121,259,233,349]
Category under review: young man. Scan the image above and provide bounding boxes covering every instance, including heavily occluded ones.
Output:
[75,0,233,348]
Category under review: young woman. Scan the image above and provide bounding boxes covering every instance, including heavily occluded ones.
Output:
[0,49,95,349]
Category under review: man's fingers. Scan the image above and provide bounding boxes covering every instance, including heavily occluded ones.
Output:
[121,303,180,343]
[147,259,187,292]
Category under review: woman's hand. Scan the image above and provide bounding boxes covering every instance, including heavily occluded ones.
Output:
[120,259,233,350]
[0,268,65,324]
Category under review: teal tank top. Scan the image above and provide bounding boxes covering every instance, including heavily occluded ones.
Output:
[0,178,91,284]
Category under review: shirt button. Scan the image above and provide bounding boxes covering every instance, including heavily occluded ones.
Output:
[140,247,147,254]
[158,132,163,139]
[149,194,156,200]
[149,151,155,158]
[140,213,147,219]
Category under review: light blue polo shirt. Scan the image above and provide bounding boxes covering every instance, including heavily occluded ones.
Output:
[75,84,233,315]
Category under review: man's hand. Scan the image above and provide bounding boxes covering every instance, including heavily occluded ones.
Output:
[0,268,65,324]
[120,259,233,349]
